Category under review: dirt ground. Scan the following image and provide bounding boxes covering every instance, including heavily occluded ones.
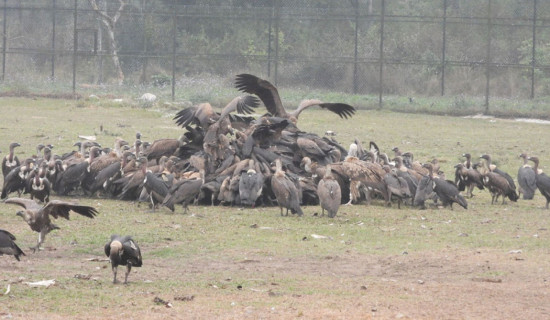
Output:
[2,244,550,319]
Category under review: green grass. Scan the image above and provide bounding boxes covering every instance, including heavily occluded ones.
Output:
[1,97,550,318]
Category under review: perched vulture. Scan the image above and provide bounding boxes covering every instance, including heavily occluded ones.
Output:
[0,229,25,261]
[105,235,142,284]
[5,198,98,251]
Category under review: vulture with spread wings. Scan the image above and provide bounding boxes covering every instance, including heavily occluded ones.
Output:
[235,73,356,124]
[5,197,98,252]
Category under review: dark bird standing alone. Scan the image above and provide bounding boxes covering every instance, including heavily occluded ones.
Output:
[105,235,143,284]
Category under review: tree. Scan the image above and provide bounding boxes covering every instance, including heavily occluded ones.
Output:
[88,0,127,85]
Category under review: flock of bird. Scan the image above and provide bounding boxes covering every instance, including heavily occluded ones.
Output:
[1,73,550,284]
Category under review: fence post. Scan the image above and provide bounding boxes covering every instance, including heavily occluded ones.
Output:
[530,0,537,99]
[353,0,359,94]
[267,1,273,77]
[273,0,279,85]
[2,0,7,82]
[72,0,77,94]
[51,0,56,81]
[171,0,177,101]
[378,0,385,109]
[441,0,447,96]
[484,0,492,113]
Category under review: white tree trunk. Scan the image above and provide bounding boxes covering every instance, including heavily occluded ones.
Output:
[88,0,127,85]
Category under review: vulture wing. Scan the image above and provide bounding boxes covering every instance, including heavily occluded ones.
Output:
[235,74,287,118]
[42,200,98,219]
[4,197,42,211]
[291,100,356,120]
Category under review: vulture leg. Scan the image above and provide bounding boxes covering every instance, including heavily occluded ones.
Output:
[31,229,48,253]
[124,263,132,284]
[112,265,118,284]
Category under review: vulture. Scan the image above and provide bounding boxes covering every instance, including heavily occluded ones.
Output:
[454,163,484,198]
[5,198,98,252]
[105,235,142,284]
[0,229,25,261]
[29,164,52,203]
[162,170,205,213]
[270,158,303,216]
[383,166,411,209]
[1,158,35,199]
[527,157,550,209]
[141,170,173,211]
[234,73,355,124]
[239,167,264,207]
[517,153,537,200]
[144,136,185,164]
[423,163,467,210]
[480,154,518,204]
[317,164,342,217]
[2,142,21,178]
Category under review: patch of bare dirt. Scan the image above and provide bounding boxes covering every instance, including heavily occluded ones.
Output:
[1,246,549,319]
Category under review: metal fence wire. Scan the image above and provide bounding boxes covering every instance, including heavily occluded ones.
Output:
[1,0,550,109]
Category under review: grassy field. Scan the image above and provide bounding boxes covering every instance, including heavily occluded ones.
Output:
[1,97,550,319]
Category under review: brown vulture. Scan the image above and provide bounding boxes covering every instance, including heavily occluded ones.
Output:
[235,73,355,124]
[105,235,142,284]
[527,156,550,209]
[317,164,341,217]
[270,158,303,216]
[0,229,25,261]
[5,197,98,252]
[454,163,484,198]
[480,154,518,203]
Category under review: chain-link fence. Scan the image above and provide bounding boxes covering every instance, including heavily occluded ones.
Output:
[1,0,550,111]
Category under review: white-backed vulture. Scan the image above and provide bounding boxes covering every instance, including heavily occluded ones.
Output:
[105,235,142,284]
[2,142,20,178]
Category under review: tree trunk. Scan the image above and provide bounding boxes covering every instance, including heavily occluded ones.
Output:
[88,0,127,85]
